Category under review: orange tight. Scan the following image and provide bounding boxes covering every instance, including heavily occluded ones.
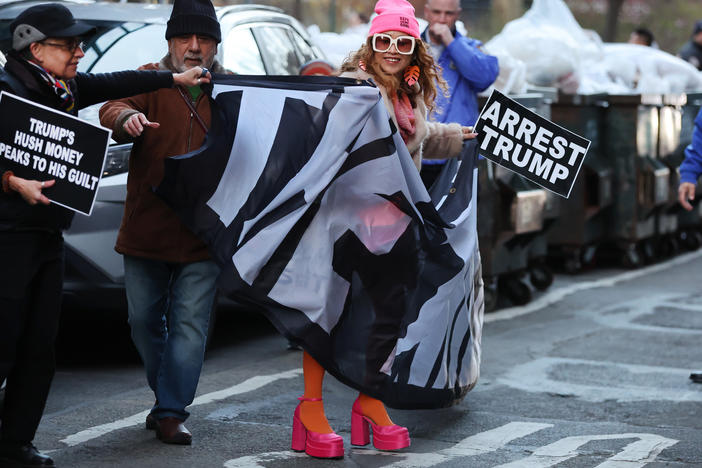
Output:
[299,351,394,433]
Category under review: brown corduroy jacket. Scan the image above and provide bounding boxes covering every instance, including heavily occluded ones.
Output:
[99,56,227,263]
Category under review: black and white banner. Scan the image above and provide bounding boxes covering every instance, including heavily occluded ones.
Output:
[0,91,110,215]
[474,89,590,198]
[156,75,484,409]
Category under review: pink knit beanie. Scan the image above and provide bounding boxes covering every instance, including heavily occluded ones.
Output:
[367,0,420,39]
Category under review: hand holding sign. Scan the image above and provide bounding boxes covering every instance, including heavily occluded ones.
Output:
[0,91,110,215]
[474,90,590,198]
[462,126,477,140]
[123,113,160,137]
[7,176,55,206]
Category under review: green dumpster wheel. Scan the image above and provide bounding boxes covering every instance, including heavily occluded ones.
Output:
[679,229,701,251]
[620,244,643,269]
[529,264,553,291]
[657,236,679,259]
[564,256,581,274]
[641,239,657,265]
[499,275,532,306]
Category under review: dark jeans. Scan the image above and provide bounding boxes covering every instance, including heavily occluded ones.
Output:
[0,230,64,444]
[124,255,219,421]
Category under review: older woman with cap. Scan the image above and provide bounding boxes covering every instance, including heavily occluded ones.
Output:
[0,3,208,467]
[291,0,475,460]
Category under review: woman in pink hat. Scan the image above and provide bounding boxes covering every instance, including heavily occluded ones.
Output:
[291,0,476,460]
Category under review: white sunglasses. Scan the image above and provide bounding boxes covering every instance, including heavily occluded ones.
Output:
[371,33,416,55]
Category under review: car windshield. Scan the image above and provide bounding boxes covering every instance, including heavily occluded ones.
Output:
[80,22,167,73]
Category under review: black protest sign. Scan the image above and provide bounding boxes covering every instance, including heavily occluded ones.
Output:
[474,90,590,198]
[0,91,111,215]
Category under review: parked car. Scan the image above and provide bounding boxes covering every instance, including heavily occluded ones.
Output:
[0,0,327,313]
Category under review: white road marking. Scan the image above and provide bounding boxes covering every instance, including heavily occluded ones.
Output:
[485,249,702,323]
[59,368,302,447]
[383,422,554,468]
[587,294,702,335]
[494,433,678,468]
[223,452,309,467]
[222,421,552,467]
[498,357,702,402]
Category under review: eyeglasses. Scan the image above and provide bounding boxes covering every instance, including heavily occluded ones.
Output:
[41,39,84,54]
[371,33,415,55]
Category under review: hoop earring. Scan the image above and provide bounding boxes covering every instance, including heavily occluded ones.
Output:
[404,65,420,86]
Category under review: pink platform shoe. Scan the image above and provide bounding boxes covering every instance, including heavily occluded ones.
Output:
[291,397,344,458]
[350,398,410,450]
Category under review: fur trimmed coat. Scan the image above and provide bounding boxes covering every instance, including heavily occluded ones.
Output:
[340,68,464,171]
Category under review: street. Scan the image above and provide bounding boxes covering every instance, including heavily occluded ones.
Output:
[26,250,702,467]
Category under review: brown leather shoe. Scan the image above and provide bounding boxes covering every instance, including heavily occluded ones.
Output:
[155,417,192,445]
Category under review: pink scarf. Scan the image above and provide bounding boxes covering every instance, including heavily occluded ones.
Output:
[391,92,415,144]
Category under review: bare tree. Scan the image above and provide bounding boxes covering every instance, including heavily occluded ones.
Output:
[603,0,625,42]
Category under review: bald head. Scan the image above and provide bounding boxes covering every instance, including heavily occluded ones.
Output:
[424,0,461,28]
[424,0,461,45]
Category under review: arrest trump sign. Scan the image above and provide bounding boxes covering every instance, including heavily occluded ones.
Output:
[474,90,590,198]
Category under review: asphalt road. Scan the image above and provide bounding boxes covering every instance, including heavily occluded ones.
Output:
[17,250,702,467]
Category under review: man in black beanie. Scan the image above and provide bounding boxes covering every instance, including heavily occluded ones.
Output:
[99,0,227,446]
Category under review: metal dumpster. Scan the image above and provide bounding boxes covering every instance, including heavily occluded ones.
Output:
[477,93,550,310]
[477,159,546,310]
[601,94,670,267]
[518,89,559,288]
[546,93,614,272]
[656,93,687,256]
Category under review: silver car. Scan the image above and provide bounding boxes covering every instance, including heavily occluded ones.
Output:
[0,0,326,312]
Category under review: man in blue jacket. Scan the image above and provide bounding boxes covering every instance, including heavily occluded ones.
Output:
[420,0,499,186]
[677,106,702,384]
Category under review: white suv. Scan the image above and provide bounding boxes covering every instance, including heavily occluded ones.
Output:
[0,0,326,312]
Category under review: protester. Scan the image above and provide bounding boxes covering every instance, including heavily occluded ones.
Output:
[0,3,208,467]
[628,27,655,47]
[677,106,702,385]
[678,20,702,70]
[419,0,498,187]
[286,0,477,459]
[99,0,225,446]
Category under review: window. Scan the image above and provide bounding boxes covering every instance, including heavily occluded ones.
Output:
[289,29,317,65]
[79,23,167,73]
[253,25,302,75]
[221,27,266,75]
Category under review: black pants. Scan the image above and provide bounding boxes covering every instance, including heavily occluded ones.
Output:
[0,230,64,444]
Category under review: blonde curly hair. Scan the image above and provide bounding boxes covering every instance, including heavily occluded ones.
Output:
[339,36,447,113]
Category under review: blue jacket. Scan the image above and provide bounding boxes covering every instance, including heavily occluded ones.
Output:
[422,28,499,127]
[680,108,702,184]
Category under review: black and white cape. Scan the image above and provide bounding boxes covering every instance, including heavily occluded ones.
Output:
[156,75,484,409]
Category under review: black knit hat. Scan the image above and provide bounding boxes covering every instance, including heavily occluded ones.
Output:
[165,0,221,43]
[10,3,96,51]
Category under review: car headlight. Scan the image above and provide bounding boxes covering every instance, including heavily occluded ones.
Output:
[102,143,132,177]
